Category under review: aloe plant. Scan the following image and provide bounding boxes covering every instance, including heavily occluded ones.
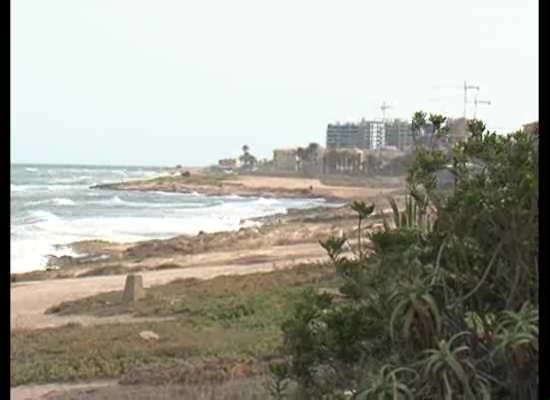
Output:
[280,113,538,399]
[357,365,417,400]
[421,332,492,398]
[389,281,442,347]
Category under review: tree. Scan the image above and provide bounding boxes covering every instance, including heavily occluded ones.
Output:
[411,111,427,146]
[239,145,257,169]
[303,143,321,175]
[296,147,305,172]
[279,113,538,399]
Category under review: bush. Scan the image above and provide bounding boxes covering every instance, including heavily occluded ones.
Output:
[280,115,538,399]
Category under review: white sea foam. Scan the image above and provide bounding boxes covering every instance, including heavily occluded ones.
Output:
[153,191,189,197]
[256,197,279,205]
[11,195,318,274]
[52,198,76,206]
[104,196,126,206]
[11,166,325,273]
[11,239,82,275]
[12,184,88,192]
[49,176,93,184]
[29,210,62,223]
[95,195,222,209]
[11,212,243,273]
[27,198,76,207]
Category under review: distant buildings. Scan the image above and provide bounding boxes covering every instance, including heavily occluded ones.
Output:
[384,119,413,150]
[299,144,324,176]
[326,115,474,155]
[447,118,468,144]
[266,114,476,178]
[273,149,299,172]
[326,123,366,149]
[326,119,387,151]
[272,144,325,175]
[218,158,239,170]
[523,121,539,135]
[365,120,386,150]
[323,148,366,175]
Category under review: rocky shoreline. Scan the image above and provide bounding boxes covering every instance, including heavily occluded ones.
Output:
[91,179,340,202]
[12,174,404,283]
[10,203,354,283]
[90,173,404,202]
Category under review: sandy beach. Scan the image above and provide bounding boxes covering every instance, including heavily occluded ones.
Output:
[12,173,403,329]
[93,172,404,202]
[11,172,403,399]
[12,173,402,315]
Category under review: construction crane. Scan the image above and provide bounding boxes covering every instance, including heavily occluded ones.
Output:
[473,95,491,119]
[381,101,392,121]
[463,81,480,119]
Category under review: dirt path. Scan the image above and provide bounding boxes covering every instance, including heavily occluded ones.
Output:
[11,380,117,400]
[12,378,267,400]
[11,243,328,331]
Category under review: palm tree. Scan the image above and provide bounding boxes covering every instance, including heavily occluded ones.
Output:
[296,147,305,172]
[428,114,447,149]
[300,143,321,175]
[238,145,258,171]
[240,145,252,168]
[307,142,320,163]
[411,111,427,147]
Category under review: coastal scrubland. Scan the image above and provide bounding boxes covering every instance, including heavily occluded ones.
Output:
[11,172,402,398]
[12,263,339,389]
[11,115,538,399]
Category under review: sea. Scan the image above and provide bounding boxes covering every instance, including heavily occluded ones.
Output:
[10,164,327,274]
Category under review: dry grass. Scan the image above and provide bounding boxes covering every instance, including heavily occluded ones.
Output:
[40,377,271,399]
[12,263,340,387]
[45,262,336,317]
[77,265,129,278]
[319,174,406,189]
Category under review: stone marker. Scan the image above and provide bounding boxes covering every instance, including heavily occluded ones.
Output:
[122,274,144,303]
[139,331,160,341]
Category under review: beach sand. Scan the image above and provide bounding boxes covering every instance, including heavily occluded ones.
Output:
[11,173,405,397]
[94,172,404,202]
[12,174,404,331]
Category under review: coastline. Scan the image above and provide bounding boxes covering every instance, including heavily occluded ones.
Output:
[11,173,405,333]
[91,173,404,203]
[11,171,406,394]
[11,198,400,331]
[12,173,403,283]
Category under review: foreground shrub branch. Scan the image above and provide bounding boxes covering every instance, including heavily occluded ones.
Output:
[278,114,538,399]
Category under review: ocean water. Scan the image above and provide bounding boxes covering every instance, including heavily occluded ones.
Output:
[11,164,326,273]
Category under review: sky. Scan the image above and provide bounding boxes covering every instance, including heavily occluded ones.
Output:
[11,0,538,166]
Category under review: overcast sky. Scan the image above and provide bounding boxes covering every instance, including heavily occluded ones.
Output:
[11,0,538,166]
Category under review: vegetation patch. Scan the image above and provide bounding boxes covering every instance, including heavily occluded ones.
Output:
[77,265,130,278]
[46,262,337,318]
[278,115,539,399]
[48,377,271,400]
[13,263,339,386]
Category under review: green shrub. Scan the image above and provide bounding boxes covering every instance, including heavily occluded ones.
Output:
[281,115,538,399]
